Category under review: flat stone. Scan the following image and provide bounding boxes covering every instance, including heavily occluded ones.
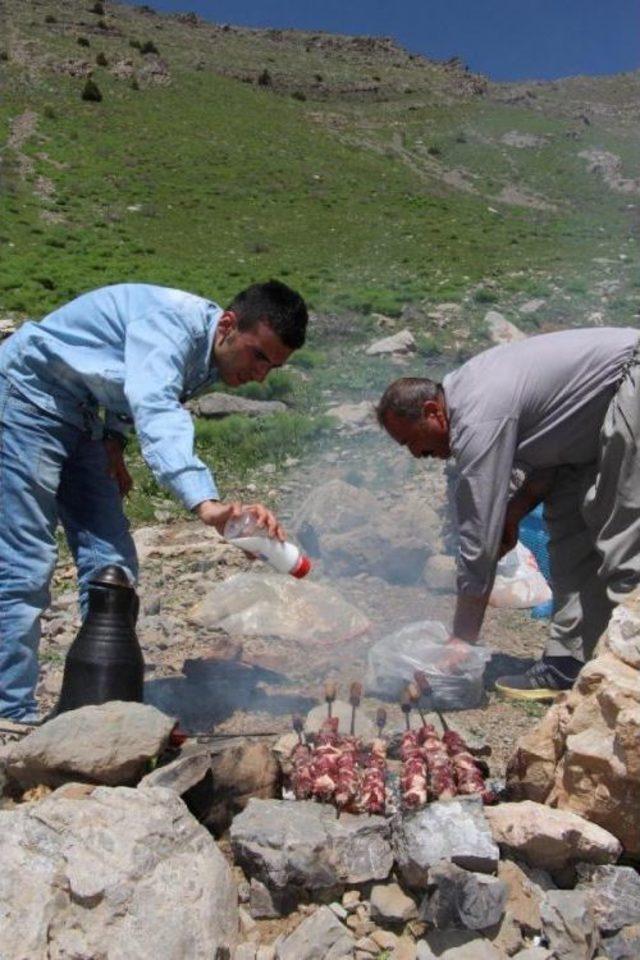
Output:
[370,882,418,924]
[330,902,349,920]
[392,937,418,960]
[511,950,552,960]
[0,784,237,958]
[138,742,211,795]
[420,861,507,931]
[327,401,375,430]
[485,911,524,956]
[540,890,599,960]
[231,799,392,907]
[365,329,416,356]
[0,701,175,789]
[576,864,640,933]
[485,802,622,871]
[189,392,287,418]
[275,906,355,960]
[518,299,546,315]
[393,800,499,889]
[343,891,362,912]
[236,946,258,960]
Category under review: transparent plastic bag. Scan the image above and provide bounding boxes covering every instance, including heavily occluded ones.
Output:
[365,620,491,710]
[189,572,370,646]
[489,541,552,610]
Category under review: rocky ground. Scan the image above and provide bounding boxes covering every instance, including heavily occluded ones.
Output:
[36,420,547,777]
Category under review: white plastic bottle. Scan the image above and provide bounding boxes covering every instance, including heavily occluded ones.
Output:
[224,511,311,578]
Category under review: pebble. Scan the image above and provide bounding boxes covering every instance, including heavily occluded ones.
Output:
[343,890,362,912]
[371,929,399,951]
[330,902,348,920]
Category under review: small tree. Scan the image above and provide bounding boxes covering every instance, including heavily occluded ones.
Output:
[81,78,102,102]
[91,2,105,14]
[140,39,159,55]
[257,68,271,87]
[96,51,108,66]
[77,36,91,47]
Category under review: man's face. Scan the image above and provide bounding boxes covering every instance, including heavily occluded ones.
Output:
[214,312,292,387]
[382,403,451,460]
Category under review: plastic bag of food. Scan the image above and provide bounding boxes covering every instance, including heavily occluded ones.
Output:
[489,541,552,609]
[189,572,370,646]
[365,620,491,710]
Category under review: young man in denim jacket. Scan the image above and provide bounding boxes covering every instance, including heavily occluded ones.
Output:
[0,279,308,724]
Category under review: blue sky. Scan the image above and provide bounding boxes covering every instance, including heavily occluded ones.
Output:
[131,0,639,81]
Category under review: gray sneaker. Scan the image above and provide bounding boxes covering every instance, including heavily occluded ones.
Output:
[495,659,576,701]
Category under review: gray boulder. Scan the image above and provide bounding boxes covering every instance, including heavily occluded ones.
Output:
[601,924,640,960]
[138,742,211,795]
[189,392,287,418]
[393,800,499,888]
[420,861,507,931]
[275,906,355,959]
[0,785,238,959]
[365,328,416,355]
[0,701,175,789]
[576,864,640,933]
[417,930,506,959]
[230,799,392,906]
[540,889,599,960]
[291,479,434,583]
[485,310,526,346]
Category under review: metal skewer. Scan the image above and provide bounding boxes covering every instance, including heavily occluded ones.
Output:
[407,680,427,726]
[375,706,387,737]
[414,669,449,731]
[323,680,338,719]
[400,685,412,732]
[292,713,305,745]
[349,682,363,736]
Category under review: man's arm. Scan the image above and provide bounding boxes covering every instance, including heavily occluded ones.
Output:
[499,468,556,557]
[452,591,491,644]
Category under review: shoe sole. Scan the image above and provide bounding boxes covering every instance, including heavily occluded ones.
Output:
[494,681,561,702]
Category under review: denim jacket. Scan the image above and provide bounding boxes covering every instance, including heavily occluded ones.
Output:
[0,283,222,509]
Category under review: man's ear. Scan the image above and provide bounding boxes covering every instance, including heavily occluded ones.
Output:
[422,398,447,428]
[216,310,237,342]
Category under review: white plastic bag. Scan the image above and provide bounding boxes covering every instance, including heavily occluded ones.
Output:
[365,620,491,710]
[489,542,552,609]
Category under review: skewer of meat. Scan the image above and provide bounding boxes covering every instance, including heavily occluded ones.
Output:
[334,735,360,811]
[400,729,428,808]
[349,682,363,736]
[442,729,496,803]
[309,715,341,801]
[360,737,386,815]
[291,742,314,799]
[323,680,338,719]
[419,725,457,800]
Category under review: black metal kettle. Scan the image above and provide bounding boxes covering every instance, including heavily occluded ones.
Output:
[55,565,144,714]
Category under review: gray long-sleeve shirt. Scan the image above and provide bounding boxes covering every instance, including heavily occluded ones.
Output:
[442,326,639,596]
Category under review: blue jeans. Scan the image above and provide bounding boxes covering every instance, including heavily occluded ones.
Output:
[0,376,137,720]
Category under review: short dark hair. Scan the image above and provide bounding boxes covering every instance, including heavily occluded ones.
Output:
[376,377,442,425]
[227,279,308,349]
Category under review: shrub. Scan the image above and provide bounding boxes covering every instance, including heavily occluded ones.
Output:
[77,36,91,47]
[427,144,442,157]
[291,90,306,102]
[257,68,271,87]
[43,105,56,119]
[45,14,57,23]
[96,51,108,66]
[129,38,142,50]
[91,1,105,13]
[81,78,103,102]
[140,40,159,55]
[473,287,499,304]
[130,76,140,90]
[0,51,9,61]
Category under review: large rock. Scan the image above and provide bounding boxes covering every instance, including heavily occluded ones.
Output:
[420,861,507,931]
[485,311,526,346]
[497,859,555,935]
[540,890,599,960]
[326,400,375,431]
[484,801,621,871]
[275,906,355,959]
[230,798,393,906]
[188,392,287,418]
[0,785,238,959]
[290,479,436,583]
[392,800,499,889]
[601,924,640,960]
[0,701,175,789]
[417,930,506,959]
[365,328,416,355]
[576,864,640,933]
[506,599,640,857]
[138,742,211,795]
[370,882,418,924]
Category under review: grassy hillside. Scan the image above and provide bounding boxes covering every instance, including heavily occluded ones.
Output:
[2,0,638,327]
[1,1,639,521]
